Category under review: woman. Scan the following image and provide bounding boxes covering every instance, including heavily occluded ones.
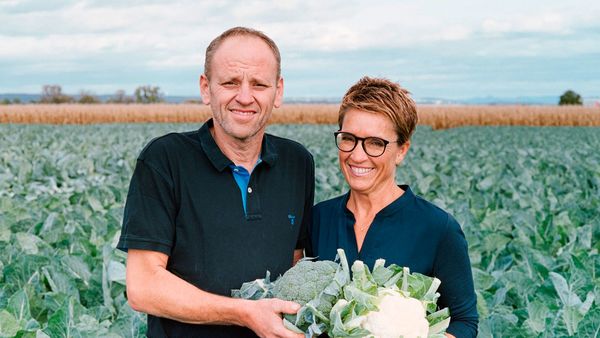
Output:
[308,77,478,337]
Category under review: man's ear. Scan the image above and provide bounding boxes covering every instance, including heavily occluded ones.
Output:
[274,76,284,108]
[199,74,210,105]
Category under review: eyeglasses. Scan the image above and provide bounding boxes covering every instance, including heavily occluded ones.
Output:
[334,131,398,157]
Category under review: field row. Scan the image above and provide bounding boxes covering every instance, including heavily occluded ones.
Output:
[1,104,600,129]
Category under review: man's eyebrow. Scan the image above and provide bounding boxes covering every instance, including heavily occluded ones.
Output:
[218,74,241,82]
[251,78,271,85]
[249,74,276,84]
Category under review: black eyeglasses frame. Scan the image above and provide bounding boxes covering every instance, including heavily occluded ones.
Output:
[333,131,399,157]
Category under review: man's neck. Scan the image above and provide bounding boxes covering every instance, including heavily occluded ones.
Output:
[210,126,263,172]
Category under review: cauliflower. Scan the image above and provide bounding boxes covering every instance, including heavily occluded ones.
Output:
[232,249,450,338]
[362,289,429,338]
[328,259,450,338]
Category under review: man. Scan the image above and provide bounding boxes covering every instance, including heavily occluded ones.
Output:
[117,27,314,338]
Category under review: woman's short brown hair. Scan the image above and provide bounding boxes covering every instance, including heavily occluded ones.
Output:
[338,76,418,145]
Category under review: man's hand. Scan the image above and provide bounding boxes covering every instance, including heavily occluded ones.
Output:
[242,298,304,338]
[292,249,303,266]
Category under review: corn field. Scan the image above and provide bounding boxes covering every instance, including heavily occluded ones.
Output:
[1,104,600,129]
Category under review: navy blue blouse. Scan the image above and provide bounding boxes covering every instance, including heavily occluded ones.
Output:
[307,185,478,338]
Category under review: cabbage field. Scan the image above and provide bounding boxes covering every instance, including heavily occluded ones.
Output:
[1,123,599,337]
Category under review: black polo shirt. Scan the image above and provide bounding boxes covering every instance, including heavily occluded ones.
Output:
[117,119,315,337]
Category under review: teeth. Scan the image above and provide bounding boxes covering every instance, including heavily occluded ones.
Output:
[231,109,254,115]
[350,165,373,175]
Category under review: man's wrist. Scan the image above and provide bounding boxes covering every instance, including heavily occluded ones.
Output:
[224,298,252,327]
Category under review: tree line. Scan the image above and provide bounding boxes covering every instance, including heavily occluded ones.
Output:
[1,85,167,104]
[0,85,588,105]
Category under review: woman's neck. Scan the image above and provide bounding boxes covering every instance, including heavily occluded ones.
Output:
[347,184,403,217]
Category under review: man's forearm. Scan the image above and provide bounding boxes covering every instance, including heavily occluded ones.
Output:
[128,265,248,325]
[126,249,251,326]
[125,249,304,338]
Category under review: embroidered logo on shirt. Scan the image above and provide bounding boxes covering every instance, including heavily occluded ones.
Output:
[288,214,296,226]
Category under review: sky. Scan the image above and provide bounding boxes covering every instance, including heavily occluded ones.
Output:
[1,0,599,101]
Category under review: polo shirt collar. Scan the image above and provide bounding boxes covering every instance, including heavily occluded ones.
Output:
[261,133,278,166]
[198,118,279,172]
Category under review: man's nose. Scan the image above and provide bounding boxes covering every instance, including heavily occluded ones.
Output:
[235,83,254,105]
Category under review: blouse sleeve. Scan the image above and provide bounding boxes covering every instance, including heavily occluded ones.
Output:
[433,214,479,338]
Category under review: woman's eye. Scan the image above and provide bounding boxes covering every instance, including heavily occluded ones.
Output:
[367,139,385,148]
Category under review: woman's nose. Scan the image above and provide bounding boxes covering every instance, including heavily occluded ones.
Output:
[349,140,370,161]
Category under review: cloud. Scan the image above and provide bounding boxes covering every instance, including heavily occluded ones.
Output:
[0,0,73,14]
[482,12,568,35]
[3,1,599,59]
[1,0,599,97]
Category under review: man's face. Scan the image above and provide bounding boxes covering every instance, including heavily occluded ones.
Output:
[200,35,283,142]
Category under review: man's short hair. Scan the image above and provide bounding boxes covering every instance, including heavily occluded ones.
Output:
[338,76,418,145]
[204,26,281,80]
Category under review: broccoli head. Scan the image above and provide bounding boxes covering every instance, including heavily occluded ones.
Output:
[232,254,348,335]
[272,259,338,306]
[271,259,339,329]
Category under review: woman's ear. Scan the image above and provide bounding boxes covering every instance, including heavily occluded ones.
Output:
[395,141,410,165]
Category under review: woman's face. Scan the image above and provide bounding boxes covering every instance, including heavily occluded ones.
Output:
[338,109,409,196]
